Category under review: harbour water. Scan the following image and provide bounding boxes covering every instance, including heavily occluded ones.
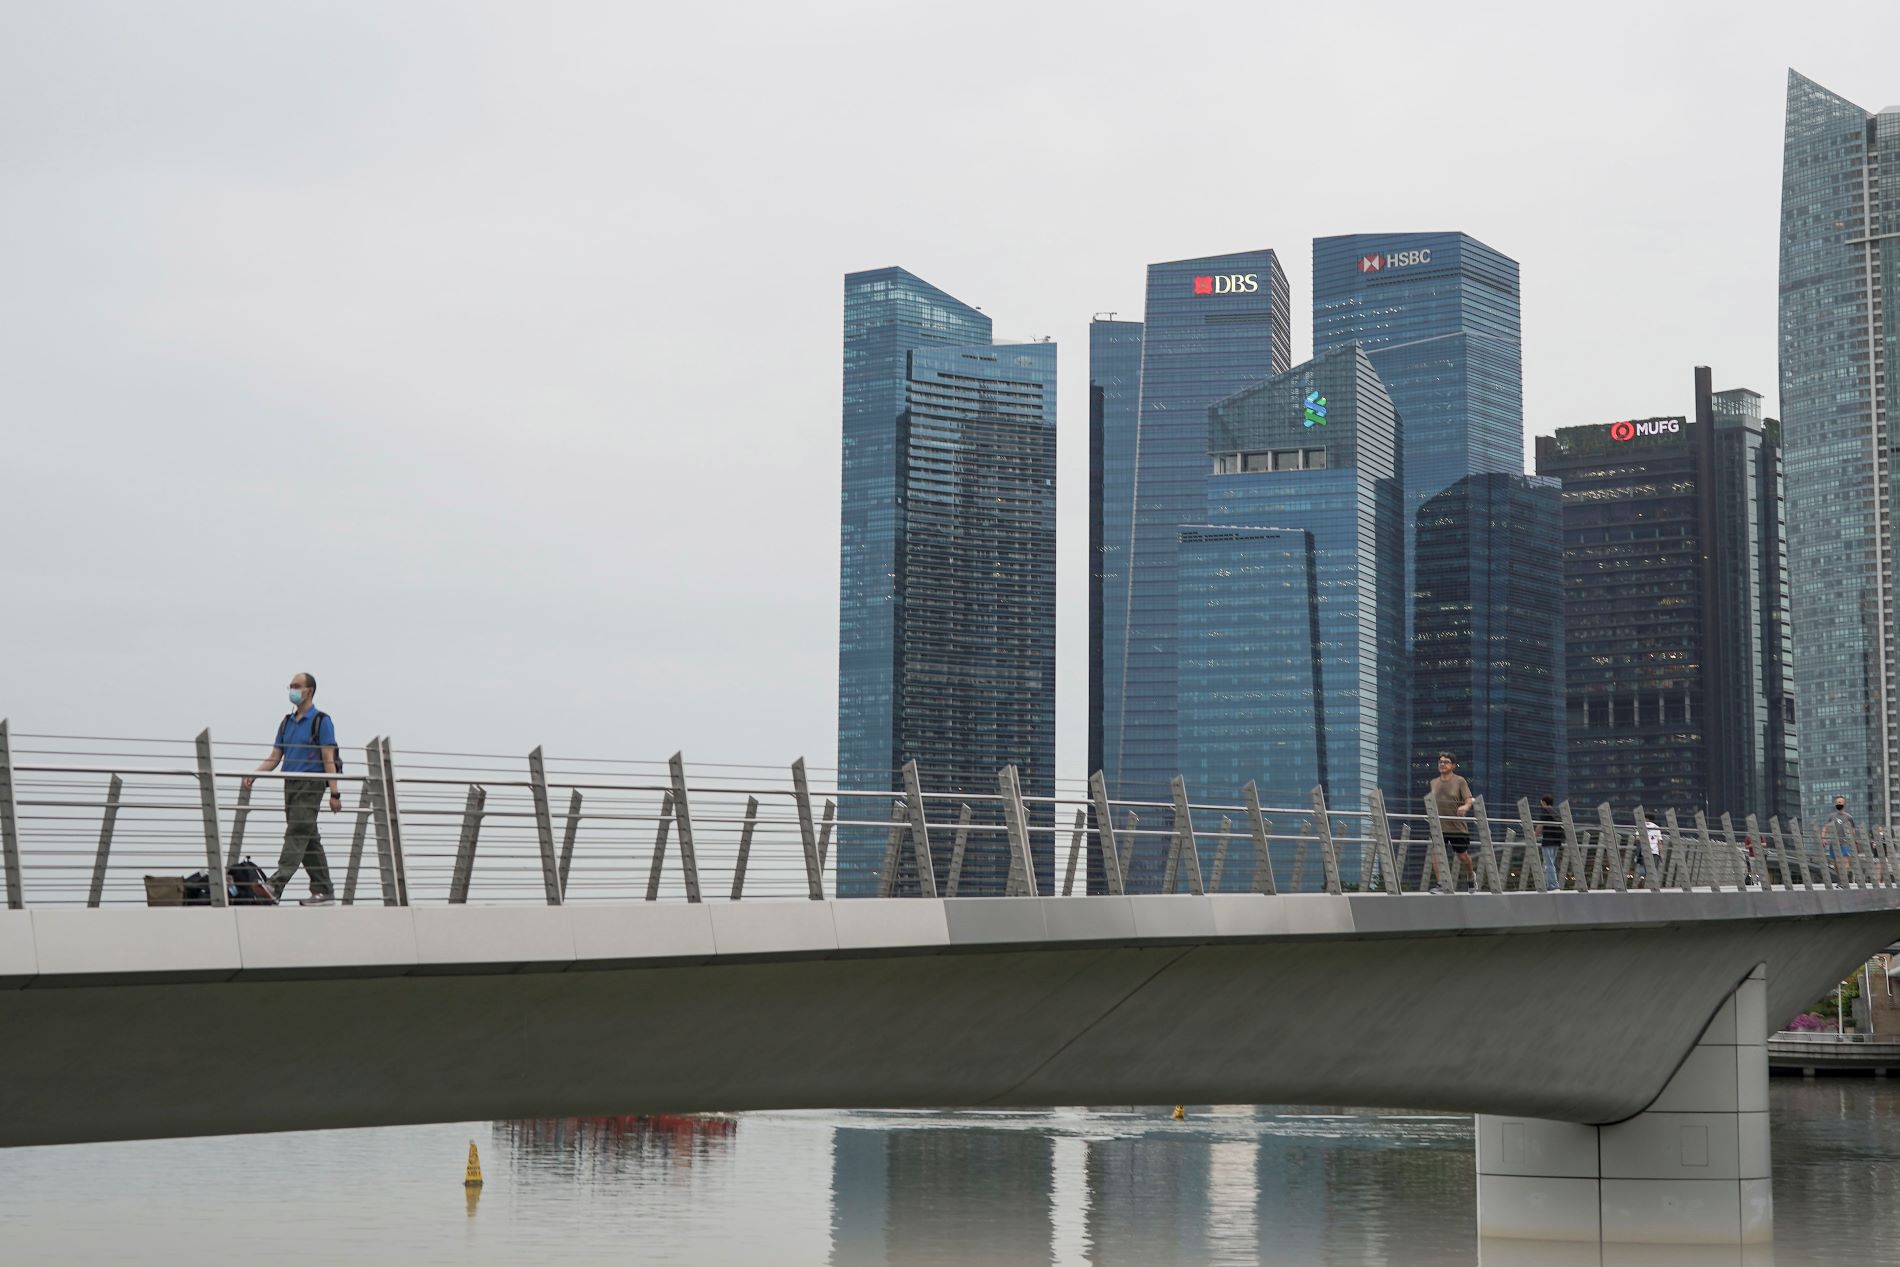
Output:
[0,1081,1892,1265]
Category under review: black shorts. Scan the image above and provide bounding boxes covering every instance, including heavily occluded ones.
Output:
[1445,838,1470,853]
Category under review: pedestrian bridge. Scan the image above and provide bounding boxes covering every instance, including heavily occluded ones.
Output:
[2,887,1896,1150]
[5,724,1900,1249]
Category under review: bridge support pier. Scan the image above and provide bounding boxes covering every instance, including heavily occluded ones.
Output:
[1476,965,1770,1259]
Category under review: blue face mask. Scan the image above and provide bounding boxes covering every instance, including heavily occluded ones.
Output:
[288,689,304,707]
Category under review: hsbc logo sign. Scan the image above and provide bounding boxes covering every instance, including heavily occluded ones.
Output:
[1192,273,1259,296]
[1609,418,1681,441]
[1359,248,1432,273]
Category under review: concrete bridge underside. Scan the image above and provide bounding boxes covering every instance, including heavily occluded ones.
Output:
[1,890,1897,1150]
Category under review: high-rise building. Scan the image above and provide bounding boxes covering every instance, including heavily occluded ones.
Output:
[1190,344,1407,820]
[1411,473,1566,808]
[837,267,1056,897]
[1534,368,1800,822]
[1092,251,1291,807]
[1312,232,1524,635]
[1778,71,1900,824]
[1088,317,1144,786]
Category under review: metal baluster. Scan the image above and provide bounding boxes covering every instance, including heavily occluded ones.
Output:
[1470,796,1503,894]
[1172,777,1205,896]
[1311,786,1343,896]
[1366,788,1400,896]
[730,796,759,901]
[226,780,253,869]
[192,729,227,907]
[448,786,487,905]
[645,791,673,902]
[999,765,1039,897]
[558,790,583,898]
[817,799,835,870]
[946,804,973,898]
[342,783,371,905]
[1769,816,1807,891]
[790,759,823,900]
[1291,821,1311,893]
[1090,772,1125,896]
[900,760,936,899]
[0,720,20,909]
[1516,798,1546,893]
[879,801,906,899]
[1793,817,1830,890]
[1557,801,1584,892]
[378,740,411,906]
[1208,817,1232,893]
[1632,805,1661,892]
[527,746,563,906]
[87,774,123,908]
[667,753,703,904]
[1064,809,1086,896]
[1242,781,1276,895]
[363,739,396,905]
[1663,810,1689,889]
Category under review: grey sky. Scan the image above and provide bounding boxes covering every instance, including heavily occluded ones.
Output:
[2,2,1896,779]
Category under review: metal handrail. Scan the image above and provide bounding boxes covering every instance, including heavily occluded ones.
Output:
[0,719,1893,910]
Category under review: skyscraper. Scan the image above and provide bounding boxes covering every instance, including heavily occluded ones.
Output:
[1088,317,1144,786]
[1093,251,1291,806]
[1535,369,1799,822]
[1312,232,1524,636]
[1192,344,1407,817]
[837,267,1057,896]
[1778,71,1900,823]
[1411,473,1565,806]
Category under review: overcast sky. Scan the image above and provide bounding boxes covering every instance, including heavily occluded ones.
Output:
[2,2,1896,781]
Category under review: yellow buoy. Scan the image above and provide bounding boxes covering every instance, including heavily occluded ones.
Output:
[1171,1105,1186,1121]
[464,1140,484,1187]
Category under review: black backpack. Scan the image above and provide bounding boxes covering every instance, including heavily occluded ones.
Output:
[277,709,342,774]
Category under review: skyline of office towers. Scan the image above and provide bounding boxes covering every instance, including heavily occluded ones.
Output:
[1534,368,1800,821]
[836,267,1056,897]
[1091,251,1291,807]
[1194,344,1407,815]
[1410,473,1566,808]
[1779,70,1900,825]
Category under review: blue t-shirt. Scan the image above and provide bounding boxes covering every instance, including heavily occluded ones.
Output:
[276,710,338,774]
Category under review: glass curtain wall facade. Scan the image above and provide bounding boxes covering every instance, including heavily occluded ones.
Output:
[1536,371,1799,823]
[1311,232,1524,639]
[1537,420,1706,814]
[1199,345,1406,820]
[1411,473,1566,808]
[1088,319,1145,785]
[837,268,1056,896]
[1096,251,1290,808]
[1778,71,1900,824]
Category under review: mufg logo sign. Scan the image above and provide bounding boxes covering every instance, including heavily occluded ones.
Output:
[1609,418,1682,441]
[1193,273,1259,295]
[1359,248,1432,273]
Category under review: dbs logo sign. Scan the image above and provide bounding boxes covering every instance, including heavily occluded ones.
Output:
[1609,421,1636,441]
[1192,274,1259,295]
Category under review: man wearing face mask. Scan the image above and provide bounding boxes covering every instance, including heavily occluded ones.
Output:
[242,672,340,905]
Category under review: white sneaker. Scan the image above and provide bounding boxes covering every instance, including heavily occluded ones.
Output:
[299,895,335,907]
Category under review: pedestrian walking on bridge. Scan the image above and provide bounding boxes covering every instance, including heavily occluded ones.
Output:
[1430,753,1477,892]
[242,672,340,905]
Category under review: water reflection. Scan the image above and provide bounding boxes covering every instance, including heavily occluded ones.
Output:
[0,1086,1892,1265]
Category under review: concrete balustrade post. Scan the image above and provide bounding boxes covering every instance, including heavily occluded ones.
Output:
[1476,965,1770,1253]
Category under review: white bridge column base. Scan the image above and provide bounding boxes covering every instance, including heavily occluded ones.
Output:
[1477,965,1770,1258]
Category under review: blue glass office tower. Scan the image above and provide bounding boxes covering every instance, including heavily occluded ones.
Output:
[1188,344,1407,819]
[1779,72,1900,824]
[1312,233,1523,630]
[1411,474,1565,805]
[838,267,1056,896]
[1095,251,1291,807]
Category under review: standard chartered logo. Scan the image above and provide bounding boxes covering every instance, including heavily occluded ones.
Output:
[1303,391,1328,428]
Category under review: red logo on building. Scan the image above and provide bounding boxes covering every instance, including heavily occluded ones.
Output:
[1609,420,1636,441]
[1359,255,1384,273]
[1192,275,1214,295]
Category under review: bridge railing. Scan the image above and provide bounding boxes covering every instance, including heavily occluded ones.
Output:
[0,720,1891,909]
